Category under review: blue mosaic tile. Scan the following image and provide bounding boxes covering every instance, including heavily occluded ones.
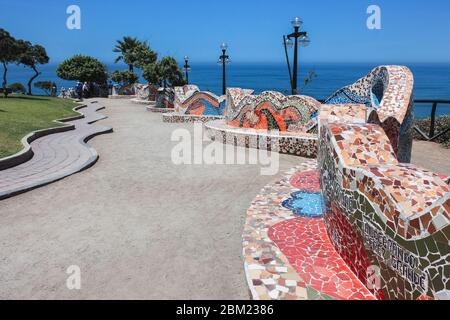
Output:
[282,191,324,218]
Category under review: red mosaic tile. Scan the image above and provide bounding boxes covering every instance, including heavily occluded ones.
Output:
[268,217,377,300]
[289,170,321,193]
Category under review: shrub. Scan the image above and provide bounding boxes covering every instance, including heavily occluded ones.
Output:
[9,82,26,94]
[110,70,139,86]
[413,116,450,148]
[34,81,56,96]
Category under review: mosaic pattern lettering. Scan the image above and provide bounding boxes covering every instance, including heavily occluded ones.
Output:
[318,102,450,300]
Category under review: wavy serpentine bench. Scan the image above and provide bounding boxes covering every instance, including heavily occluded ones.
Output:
[318,104,450,300]
[0,101,112,200]
[205,88,321,158]
[162,85,226,123]
[326,65,414,163]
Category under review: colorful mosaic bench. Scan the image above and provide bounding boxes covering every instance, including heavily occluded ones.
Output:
[204,88,321,158]
[242,65,449,300]
[318,103,450,300]
[325,65,414,163]
[162,85,226,123]
[225,88,321,132]
[155,87,175,109]
[135,84,158,102]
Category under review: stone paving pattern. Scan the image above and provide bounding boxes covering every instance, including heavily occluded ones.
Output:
[0,102,112,200]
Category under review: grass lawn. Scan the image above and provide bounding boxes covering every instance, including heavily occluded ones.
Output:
[0,94,81,158]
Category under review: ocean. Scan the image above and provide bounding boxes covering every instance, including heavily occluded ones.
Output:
[5,62,450,118]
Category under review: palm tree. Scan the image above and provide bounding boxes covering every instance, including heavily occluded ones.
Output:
[113,36,141,73]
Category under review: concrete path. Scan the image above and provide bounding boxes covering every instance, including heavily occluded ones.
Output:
[0,98,300,299]
[0,98,449,299]
[0,102,112,200]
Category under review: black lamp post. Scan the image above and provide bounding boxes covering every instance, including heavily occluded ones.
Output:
[184,56,191,84]
[218,43,230,95]
[283,17,310,95]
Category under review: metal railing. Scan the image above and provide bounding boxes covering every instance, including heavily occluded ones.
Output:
[414,100,450,142]
[317,99,450,142]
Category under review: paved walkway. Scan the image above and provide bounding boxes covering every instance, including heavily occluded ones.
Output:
[0,98,449,299]
[0,98,300,299]
[0,102,112,200]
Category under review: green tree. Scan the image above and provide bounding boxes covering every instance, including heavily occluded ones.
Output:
[110,70,139,87]
[134,42,157,69]
[57,55,108,85]
[142,57,185,88]
[142,62,162,86]
[18,41,50,95]
[113,36,140,72]
[0,28,23,98]
[157,57,185,88]
[113,37,157,73]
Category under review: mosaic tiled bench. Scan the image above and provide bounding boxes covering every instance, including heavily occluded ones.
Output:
[242,65,449,300]
[318,103,450,300]
[326,65,414,163]
[204,120,318,158]
[243,161,377,300]
[205,88,320,157]
[131,99,155,105]
[130,84,158,105]
[147,106,175,113]
[162,85,226,123]
[155,87,175,109]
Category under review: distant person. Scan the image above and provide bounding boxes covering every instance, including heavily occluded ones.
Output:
[76,81,83,100]
[61,87,66,98]
[82,82,89,98]
[51,83,57,97]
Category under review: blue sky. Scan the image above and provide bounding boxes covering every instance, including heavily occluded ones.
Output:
[1,0,450,64]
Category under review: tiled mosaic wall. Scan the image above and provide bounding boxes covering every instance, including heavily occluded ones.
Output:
[155,88,175,109]
[225,88,321,133]
[136,84,158,101]
[318,104,450,300]
[325,66,414,163]
[174,85,226,116]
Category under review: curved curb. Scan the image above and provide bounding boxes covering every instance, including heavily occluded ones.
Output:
[0,102,91,171]
[0,126,113,201]
[162,113,223,123]
[0,102,113,201]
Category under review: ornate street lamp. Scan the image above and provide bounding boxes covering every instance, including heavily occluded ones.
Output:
[283,17,310,95]
[218,43,230,95]
[184,56,191,84]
